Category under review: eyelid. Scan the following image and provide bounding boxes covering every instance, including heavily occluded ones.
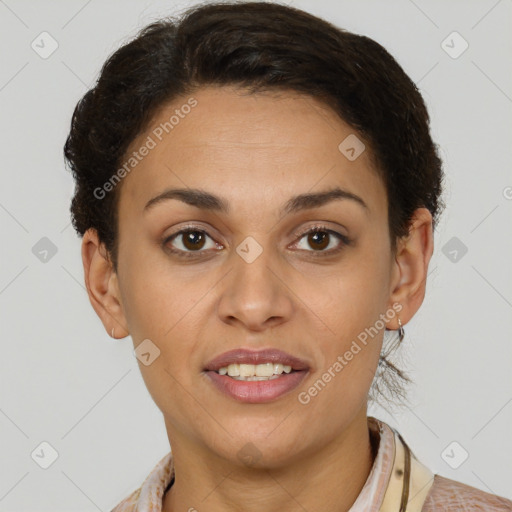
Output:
[163,222,351,257]
[164,223,219,242]
[292,222,349,239]
[163,224,222,254]
[290,223,351,252]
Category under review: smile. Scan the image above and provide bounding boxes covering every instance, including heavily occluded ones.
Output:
[216,362,293,380]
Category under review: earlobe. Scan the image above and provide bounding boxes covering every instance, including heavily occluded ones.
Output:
[81,228,129,339]
[388,208,434,328]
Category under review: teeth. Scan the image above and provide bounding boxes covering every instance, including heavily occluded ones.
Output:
[218,362,294,378]
[239,364,255,377]
[256,363,274,376]
[273,363,283,375]
[231,375,281,381]
[227,364,240,377]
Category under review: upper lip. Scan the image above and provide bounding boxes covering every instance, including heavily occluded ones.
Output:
[204,348,310,372]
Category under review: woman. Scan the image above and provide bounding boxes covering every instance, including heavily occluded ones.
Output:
[64,1,512,510]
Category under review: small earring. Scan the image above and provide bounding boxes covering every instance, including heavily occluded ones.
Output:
[397,318,405,343]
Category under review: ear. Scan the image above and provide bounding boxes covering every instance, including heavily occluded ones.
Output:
[387,207,434,328]
[81,228,129,339]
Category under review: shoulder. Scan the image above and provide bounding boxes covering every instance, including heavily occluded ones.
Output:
[109,488,141,512]
[109,450,174,511]
[422,474,512,511]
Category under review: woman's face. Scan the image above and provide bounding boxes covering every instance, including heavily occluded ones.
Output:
[87,85,428,467]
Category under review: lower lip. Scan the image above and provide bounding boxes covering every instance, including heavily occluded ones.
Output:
[205,370,308,403]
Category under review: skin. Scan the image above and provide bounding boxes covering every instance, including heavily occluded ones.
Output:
[82,85,433,512]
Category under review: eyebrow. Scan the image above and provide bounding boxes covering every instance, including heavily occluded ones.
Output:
[143,186,369,216]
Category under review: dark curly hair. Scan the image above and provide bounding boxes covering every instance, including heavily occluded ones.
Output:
[64,0,445,409]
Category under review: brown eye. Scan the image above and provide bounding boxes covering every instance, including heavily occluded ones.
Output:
[165,228,219,257]
[293,225,350,255]
[306,230,330,251]
[181,230,207,251]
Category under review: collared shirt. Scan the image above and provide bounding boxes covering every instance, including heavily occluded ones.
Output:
[110,416,512,511]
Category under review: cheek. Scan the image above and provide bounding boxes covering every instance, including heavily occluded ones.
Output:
[135,355,199,439]
[116,237,189,339]
[304,242,390,333]
[297,235,390,389]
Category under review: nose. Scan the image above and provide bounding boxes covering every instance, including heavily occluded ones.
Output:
[216,241,294,332]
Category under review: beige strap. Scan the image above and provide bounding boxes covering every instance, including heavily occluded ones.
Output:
[380,428,435,511]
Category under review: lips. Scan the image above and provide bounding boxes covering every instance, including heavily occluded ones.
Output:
[203,348,311,403]
[206,369,308,403]
[203,348,310,372]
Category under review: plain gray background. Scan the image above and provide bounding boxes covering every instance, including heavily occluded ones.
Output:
[1,0,511,509]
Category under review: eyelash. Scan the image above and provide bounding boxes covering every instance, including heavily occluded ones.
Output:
[163,223,351,259]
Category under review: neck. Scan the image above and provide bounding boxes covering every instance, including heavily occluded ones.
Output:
[162,408,377,512]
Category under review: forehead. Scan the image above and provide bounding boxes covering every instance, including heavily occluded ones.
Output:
[117,86,386,218]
